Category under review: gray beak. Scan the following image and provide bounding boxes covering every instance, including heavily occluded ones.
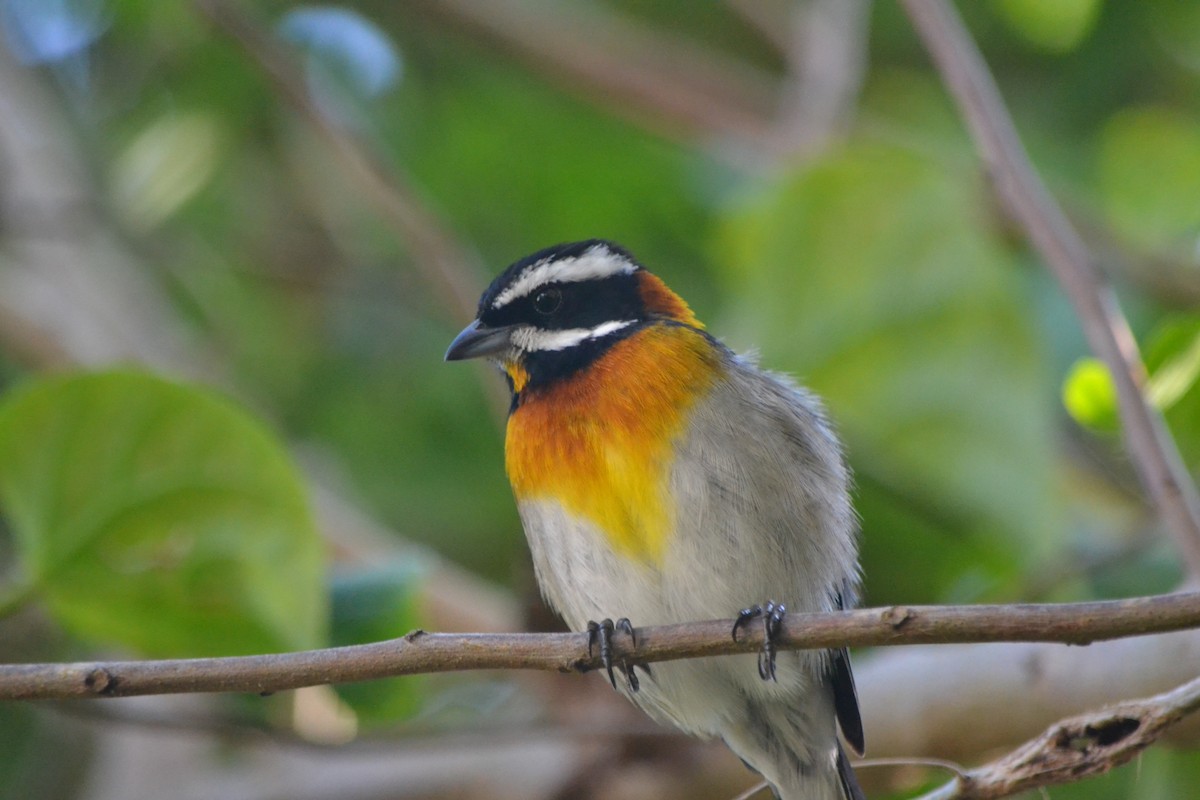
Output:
[445,320,516,361]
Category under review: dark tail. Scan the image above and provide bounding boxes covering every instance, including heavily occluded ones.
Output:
[723,698,865,800]
[837,743,866,800]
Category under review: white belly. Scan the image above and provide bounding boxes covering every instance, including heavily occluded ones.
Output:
[518,499,824,737]
[518,500,664,630]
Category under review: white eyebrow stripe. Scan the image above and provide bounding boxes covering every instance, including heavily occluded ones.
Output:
[492,245,636,309]
[510,320,635,352]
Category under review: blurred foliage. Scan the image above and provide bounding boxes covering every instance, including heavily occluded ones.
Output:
[0,704,91,800]
[1098,106,1200,257]
[0,0,1199,798]
[720,139,1053,603]
[329,561,425,725]
[991,0,1103,53]
[0,370,324,655]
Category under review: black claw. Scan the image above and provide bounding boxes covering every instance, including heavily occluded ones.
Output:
[622,660,640,691]
[732,606,762,642]
[586,619,617,686]
[764,602,785,682]
[599,618,618,688]
[616,617,636,647]
[586,620,601,659]
[733,602,787,682]
[757,650,772,681]
[615,618,640,689]
[585,617,643,692]
[765,603,786,640]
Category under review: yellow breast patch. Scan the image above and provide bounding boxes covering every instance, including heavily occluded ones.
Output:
[506,325,722,565]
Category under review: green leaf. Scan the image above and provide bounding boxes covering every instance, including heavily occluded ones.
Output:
[991,0,1102,53]
[1145,1,1200,75]
[1098,107,1200,256]
[329,562,426,726]
[854,474,1021,606]
[718,141,1059,600]
[0,370,325,656]
[1145,317,1200,411]
[1147,316,1200,470]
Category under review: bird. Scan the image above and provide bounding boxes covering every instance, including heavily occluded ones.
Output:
[446,239,864,800]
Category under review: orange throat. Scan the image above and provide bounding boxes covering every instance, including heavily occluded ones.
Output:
[505,324,722,565]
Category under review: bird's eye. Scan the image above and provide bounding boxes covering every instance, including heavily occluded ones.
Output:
[533,289,562,315]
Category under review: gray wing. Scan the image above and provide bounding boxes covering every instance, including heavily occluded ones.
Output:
[664,352,860,626]
[655,349,866,797]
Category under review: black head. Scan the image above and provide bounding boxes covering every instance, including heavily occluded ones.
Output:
[445,240,699,395]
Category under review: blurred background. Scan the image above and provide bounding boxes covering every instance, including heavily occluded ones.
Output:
[1,1,1200,798]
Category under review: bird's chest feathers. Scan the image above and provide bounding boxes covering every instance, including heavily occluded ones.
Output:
[506,327,720,565]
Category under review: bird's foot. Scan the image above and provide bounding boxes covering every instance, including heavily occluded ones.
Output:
[731,601,787,682]
[586,617,648,691]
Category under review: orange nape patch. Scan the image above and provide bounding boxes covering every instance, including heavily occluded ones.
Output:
[506,324,723,564]
[637,271,704,328]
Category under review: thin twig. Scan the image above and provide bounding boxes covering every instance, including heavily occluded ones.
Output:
[914,674,1200,799]
[2,593,1199,701]
[900,0,1200,578]
[773,0,871,157]
[729,779,770,800]
[854,755,969,778]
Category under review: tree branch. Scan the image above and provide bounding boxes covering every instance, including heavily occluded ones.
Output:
[3,593,1199,701]
[856,627,1200,767]
[915,674,1200,799]
[900,0,1200,578]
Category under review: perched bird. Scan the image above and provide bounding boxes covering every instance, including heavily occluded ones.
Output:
[446,240,864,800]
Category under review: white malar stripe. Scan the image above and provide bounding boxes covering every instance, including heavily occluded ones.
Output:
[492,244,636,309]
[511,320,635,352]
